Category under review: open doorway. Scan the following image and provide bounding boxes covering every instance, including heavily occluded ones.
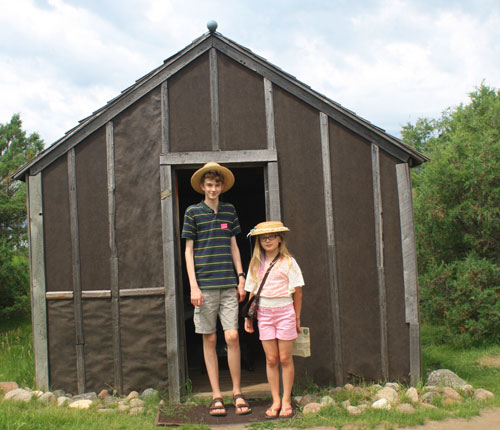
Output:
[175,166,268,393]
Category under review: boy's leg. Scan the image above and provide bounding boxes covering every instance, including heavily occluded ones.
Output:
[219,288,250,413]
[195,290,225,414]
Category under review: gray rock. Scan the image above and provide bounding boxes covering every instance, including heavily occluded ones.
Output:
[72,392,97,401]
[375,386,398,403]
[104,395,117,405]
[347,405,362,415]
[397,403,416,414]
[474,388,494,401]
[68,399,93,409]
[130,398,145,408]
[53,390,66,398]
[320,395,335,406]
[372,398,391,410]
[141,388,158,399]
[422,391,440,404]
[3,388,34,402]
[426,369,467,388]
[298,394,319,407]
[405,387,419,403]
[57,396,70,407]
[302,402,322,414]
[385,382,399,392]
[126,391,139,401]
[328,386,343,396]
[442,386,461,401]
[38,392,56,404]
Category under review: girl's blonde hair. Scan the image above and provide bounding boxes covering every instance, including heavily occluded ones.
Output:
[248,233,292,280]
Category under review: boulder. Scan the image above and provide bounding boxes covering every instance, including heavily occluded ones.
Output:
[57,396,70,407]
[372,398,391,410]
[129,398,145,408]
[3,388,34,402]
[320,395,335,406]
[302,402,322,414]
[375,386,399,403]
[68,399,93,409]
[126,391,139,401]
[474,388,494,401]
[426,369,466,388]
[347,405,362,415]
[141,388,158,399]
[406,387,419,403]
[397,403,416,414]
[442,387,462,401]
[39,392,56,404]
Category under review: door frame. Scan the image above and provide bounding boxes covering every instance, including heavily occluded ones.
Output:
[160,149,280,401]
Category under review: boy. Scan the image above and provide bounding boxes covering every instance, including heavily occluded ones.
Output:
[181,162,251,416]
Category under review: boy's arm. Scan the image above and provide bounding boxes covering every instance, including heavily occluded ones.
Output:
[185,239,203,306]
[293,287,303,332]
[230,236,246,303]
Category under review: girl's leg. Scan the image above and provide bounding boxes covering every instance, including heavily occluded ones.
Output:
[261,339,281,411]
[278,339,295,413]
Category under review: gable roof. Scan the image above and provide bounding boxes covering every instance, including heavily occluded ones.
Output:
[14,31,427,180]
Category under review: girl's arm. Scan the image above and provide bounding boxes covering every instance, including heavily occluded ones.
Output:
[292,287,303,333]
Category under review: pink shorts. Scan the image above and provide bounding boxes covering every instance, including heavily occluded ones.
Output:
[257,303,298,341]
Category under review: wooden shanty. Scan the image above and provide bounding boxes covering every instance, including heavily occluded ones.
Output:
[15,26,427,400]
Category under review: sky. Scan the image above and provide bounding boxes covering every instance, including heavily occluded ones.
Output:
[1,0,499,146]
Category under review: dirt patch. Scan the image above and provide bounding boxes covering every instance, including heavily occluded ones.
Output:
[478,355,500,367]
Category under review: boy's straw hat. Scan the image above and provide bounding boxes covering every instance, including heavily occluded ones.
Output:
[249,221,290,236]
[190,162,235,194]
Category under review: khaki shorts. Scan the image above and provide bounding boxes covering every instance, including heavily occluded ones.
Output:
[194,288,239,334]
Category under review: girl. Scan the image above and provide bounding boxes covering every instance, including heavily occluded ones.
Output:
[244,221,304,419]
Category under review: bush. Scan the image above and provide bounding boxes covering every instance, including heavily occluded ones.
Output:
[420,253,500,346]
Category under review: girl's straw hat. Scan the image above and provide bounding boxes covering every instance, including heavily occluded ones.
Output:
[190,162,235,194]
[249,221,290,237]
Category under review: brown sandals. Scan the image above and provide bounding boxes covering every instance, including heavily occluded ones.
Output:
[233,393,252,415]
[208,397,227,416]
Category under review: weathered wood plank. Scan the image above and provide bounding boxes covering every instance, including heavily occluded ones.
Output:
[161,82,170,154]
[320,112,344,385]
[106,121,123,394]
[264,78,276,150]
[265,162,281,221]
[46,288,165,300]
[396,163,421,385]
[209,48,220,151]
[67,148,86,393]
[371,144,389,380]
[160,149,277,166]
[27,173,49,390]
[160,165,182,402]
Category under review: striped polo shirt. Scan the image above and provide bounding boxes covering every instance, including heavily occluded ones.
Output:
[181,201,241,290]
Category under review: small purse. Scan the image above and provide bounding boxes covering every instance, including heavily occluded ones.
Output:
[242,254,280,321]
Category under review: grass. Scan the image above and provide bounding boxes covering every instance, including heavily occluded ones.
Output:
[2,320,500,429]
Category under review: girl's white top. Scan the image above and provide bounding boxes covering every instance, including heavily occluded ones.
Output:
[244,257,304,308]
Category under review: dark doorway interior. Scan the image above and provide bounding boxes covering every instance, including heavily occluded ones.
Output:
[176,166,267,393]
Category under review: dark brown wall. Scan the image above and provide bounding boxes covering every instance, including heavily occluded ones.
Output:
[47,300,77,392]
[120,296,168,393]
[43,155,72,292]
[379,151,410,381]
[218,53,267,151]
[114,88,163,290]
[273,86,335,384]
[82,299,114,392]
[169,53,211,152]
[329,119,382,382]
[75,129,110,291]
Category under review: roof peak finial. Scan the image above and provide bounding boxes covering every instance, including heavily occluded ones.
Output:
[207,20,218,33]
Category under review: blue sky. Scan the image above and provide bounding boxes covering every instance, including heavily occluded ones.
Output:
[1,0,499,145]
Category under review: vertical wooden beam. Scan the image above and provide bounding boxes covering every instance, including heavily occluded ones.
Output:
[67,148,86,393]
[371,144,389,381]
[264,78,276,150]
[160,165,182,402]
[263,78,281,220]
[396,163,421,386]
[27,173,49,390]
[106,122,123,394]
[209,48,220,151]
[320,112,344,385]
[161,82,170,154]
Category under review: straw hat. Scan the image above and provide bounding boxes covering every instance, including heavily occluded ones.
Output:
[249,221,290,237]
[190,162,235,194]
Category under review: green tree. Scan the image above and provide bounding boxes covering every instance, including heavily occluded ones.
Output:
[402,84,500,346]
[0,114,44,319]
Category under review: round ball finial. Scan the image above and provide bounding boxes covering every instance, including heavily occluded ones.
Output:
[207,20,218,33]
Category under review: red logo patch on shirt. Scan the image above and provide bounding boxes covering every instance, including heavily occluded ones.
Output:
[221,223,228,229]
